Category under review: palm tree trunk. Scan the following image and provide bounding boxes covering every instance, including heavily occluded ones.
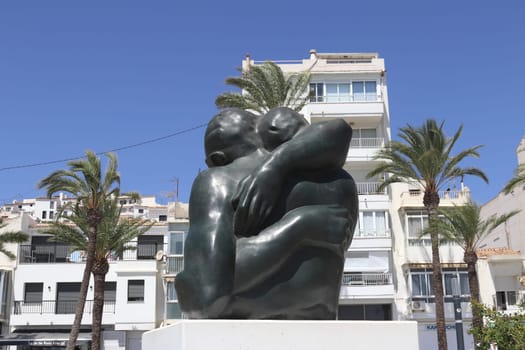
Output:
[67,229,96,350]
[464,250,482,344]
[91,268,108,350]
[425,192,448,350]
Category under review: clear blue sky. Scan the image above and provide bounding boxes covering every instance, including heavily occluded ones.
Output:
[1,1,523,205]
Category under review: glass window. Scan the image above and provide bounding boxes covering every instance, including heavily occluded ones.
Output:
[166,281,177,302]
[353,82,365,101]
[128,280,145,302]
[365,81,377,101]
[56,282,80,314]
[375,211,386,236]
[169,232,185,255]
[363,212,374,236]
[24,283,43,303]
[309,83,324,102]
[406,211,429,239]
[104,282,116,301]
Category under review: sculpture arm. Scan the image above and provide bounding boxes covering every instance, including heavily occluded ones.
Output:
[233,205,350,294]
[175,171,236,318]
[233,119,353,237]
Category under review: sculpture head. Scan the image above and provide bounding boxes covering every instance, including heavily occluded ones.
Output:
[205,108,263,167]
[257,107,308,151]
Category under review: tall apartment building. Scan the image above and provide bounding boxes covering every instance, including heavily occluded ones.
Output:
[0,195,189,350]
[267,50,474,349]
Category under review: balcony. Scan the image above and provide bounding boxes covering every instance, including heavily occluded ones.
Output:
[350,137,384,149]
[342,272,392,286]
[308,98,385,121]
[356,182,386,195]
[18,243,168,264]
[400,189,470,208]
[339,272,394,299]
[165,255,184,275]
[13,299,115,315]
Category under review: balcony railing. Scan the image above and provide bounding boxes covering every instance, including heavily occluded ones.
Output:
[350,138,384,149]
[354,229,390,238]
[403,189,468,200]
[19,243,167,264]
[166,255,184,274]
[356,182,387,195]
[341,272,392,286]
[13,299,116,315]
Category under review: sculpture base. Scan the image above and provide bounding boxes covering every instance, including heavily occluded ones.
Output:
[143,320,419,350]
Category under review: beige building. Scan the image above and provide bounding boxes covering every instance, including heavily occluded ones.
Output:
[478,135,525,311]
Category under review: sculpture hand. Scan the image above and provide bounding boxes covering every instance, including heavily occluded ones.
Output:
[232,167,283,237]
[299,205,351,248]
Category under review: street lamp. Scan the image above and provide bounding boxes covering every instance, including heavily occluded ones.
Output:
[451,275,465,350]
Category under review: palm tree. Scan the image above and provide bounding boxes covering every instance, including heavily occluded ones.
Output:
[0,218,29,260]
[215,61,311,115]
[429,201,519,343]
[41,198,152,350]
[367,119,488,350]
[37,150,121,350]
[503,163,525,194]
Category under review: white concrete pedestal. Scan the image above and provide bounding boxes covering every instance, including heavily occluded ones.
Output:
[143,320,419,350]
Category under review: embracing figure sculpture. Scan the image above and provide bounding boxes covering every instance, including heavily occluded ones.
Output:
[175,107,358,319]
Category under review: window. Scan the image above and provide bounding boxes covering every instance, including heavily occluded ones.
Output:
[406,210,429,244]
[326,83,351,102]
[138,209,144,214]
[496,291,517,311]
[169,232,186,255]
[49,211,54,220]
[49,201,55,209]
[158,215,167,222]
[355,211,388,237]
[24,283,43,303]
[310,81,377,103]
[104,281,116,302]
[410,269,470,298]
[56,282,80,314]
[137,235,164,259]
[42,211,47,219]
[128,280,144,302]
[338,304,392,320]
[309,83,324,102]
[353,81,377,101]
[411,272,434,297]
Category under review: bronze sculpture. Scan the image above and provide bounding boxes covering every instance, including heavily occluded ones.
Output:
[175,107,358,319]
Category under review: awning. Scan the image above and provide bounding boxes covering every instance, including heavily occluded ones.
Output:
[0,332,91,346]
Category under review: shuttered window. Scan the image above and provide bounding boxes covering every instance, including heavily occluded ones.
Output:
[128,280,144,302]
[24,283,43,303]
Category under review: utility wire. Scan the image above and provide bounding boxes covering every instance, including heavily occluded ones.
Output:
[0,123,207,172]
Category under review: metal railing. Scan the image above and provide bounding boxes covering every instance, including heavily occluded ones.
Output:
[403,189,467,200]
[350,138,384,148]
[309,96,381,103]
[341,272,392,286]
[165,256,184,274]
[356,182,387,195]
[354,229,390,238]
[13,299,116,315]
[19,243,168,264]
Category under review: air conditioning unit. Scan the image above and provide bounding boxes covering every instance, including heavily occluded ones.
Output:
[410,300,426,311]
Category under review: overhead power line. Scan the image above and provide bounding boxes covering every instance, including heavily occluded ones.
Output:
[0,123,207,172]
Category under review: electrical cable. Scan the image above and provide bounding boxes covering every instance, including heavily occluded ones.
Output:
[0,123,207,172]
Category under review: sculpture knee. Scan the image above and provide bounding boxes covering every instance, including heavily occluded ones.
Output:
[175,271,230,318]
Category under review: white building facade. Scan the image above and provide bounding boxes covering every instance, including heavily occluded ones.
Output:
[271,50,474,349]
[0,195,184,350]
[477,135,525,313]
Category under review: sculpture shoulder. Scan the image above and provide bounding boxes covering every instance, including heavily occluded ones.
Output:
[190,168,235,200]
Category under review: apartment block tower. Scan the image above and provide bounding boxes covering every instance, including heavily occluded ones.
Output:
[266,50,474,349]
